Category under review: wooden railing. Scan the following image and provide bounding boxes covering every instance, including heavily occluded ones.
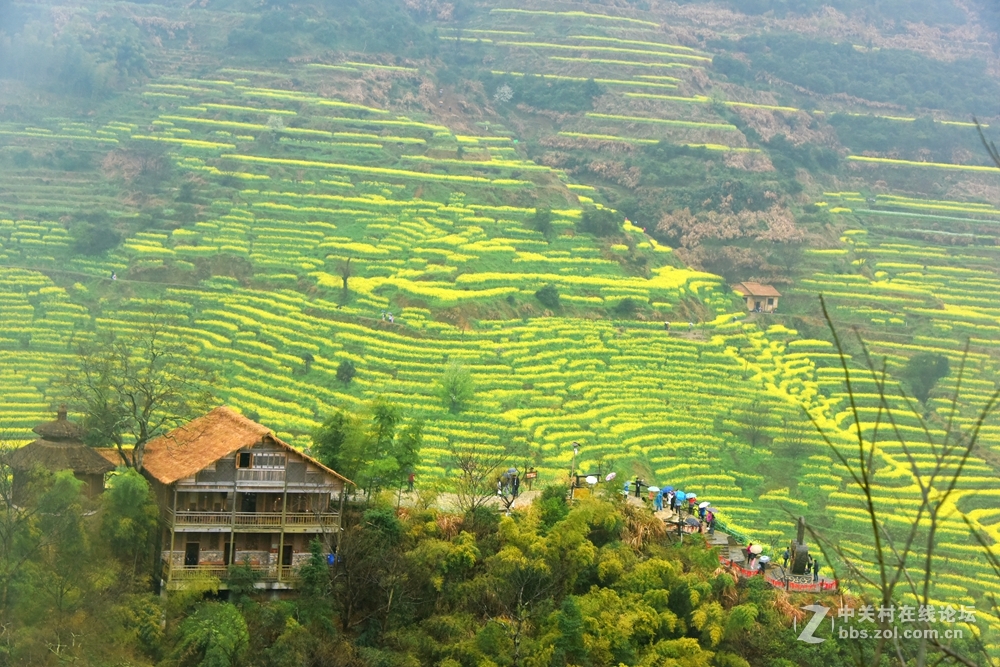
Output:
[168,509,339,529]
[163,559,306,584]
[236,469,285,483]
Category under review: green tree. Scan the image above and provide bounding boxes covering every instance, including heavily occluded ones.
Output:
[436,363,475,414]
[551,597,588,666]
[613,297,638,318]
[530,207,553,238]
[537,485,570,530]
[311,400,421,497]
[331,508,405,634]
[535,284,560,310]
[70,216,122,255]
[296,539,334,631]
[18,471,100,661]
[311,411,358,474]
[576,208,623,237]
[899,352,950,404]
[101,468,159,584]
[336,359,356,384]
[168,602,249,667]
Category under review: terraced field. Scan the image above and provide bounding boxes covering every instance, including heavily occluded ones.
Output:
[2,0,1000,646]
[440,6,997,178]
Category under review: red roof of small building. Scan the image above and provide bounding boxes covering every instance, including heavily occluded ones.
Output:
[731,282,782,298]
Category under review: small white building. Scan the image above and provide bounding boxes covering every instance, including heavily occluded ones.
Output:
[732,282,782,313]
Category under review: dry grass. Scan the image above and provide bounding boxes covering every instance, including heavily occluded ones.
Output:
[619,500,666,549]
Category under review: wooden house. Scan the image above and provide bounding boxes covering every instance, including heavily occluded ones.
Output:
[731,282,782,313]
[144,406,350,591]
[11,406,116,501]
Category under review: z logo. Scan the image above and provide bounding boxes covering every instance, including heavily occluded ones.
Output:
[798,604,829,644]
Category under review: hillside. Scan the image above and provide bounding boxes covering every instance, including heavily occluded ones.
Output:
[2,0,1000,656]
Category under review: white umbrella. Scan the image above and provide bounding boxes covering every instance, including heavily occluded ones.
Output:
[605,472,617,482]
[585,475,598,485]
[750,544,763,554]
[759,556,771,564]
[648,486,660,493]
[698,501,710,508]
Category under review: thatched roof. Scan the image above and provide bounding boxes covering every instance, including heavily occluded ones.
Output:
[731,282,782,298]
[11,439,117,475]
[95,448,125,466]
[11,407,114,476]
[141,406,350,485]
[32,406,85,442]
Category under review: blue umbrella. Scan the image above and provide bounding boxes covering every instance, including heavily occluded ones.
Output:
[675,491,687,502]
[665,486,674,492]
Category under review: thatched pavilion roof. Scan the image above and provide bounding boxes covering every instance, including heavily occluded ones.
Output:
[12,407,116,476]
[32,405,84,441]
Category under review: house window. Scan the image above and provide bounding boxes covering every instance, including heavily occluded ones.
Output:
[209,533,219,550]
[767,298,774,306]
[254,453,286,469]
[236,452,286,469]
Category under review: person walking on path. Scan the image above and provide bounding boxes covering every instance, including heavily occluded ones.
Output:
[698,504,706,521]
[654,490,663,512]
[705,510,715,534]
[782,548,790,570]
[407,472,415,493]
[633,477,643,499]
[512,474,520,498]
[746,543,753,564]
[812,558,820,582]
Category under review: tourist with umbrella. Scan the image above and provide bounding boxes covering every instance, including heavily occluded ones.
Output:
[650,486,662,511]
[704,507,716,534]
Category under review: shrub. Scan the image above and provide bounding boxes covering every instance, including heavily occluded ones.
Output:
[436,363,475,414]
[530,207,553,238]
[70,217,122,255]
[337,360,357,384]
[535,284,560,310]
[613,298,638,318]
[577,208,622,237]
[899,352,949,404]
[537,485,570,530]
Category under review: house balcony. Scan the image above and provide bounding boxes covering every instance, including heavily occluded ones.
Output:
[166,509,340,533]
[161,552,309,590]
